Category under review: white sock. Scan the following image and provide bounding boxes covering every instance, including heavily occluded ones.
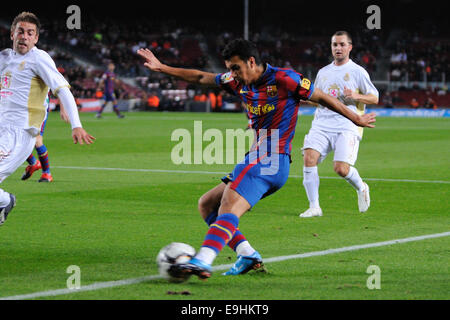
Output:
[0,189,10,207]
[344,167,365,191]
[303,166,320,208]
[235,241,256,257]
[195,247,217,265]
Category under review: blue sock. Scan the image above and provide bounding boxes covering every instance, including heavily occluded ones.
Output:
[204,210,218,226]
[203,210,247,252]
[202,213,239,254]
[113,105,122,116]
[36,145,50,174]
[27,154,37,165]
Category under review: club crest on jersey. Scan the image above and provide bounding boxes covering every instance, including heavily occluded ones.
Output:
[328,84,340,98]
[1,72,11,89]
[266,85,277,97]
[220,72,234,84]
[344,73,350,81]
[300,78,311,90]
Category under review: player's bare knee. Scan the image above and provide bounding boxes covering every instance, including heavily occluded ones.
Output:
[304,158,317,167]
[334,162,349,177]
[198,193,219,218]
[197,195,210,216]
[303,149,319,167]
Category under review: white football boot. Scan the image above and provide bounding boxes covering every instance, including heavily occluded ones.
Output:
[357,182,370,213]
[299,207,323,218]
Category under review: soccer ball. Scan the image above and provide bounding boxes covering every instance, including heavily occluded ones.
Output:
[156,242,196,283]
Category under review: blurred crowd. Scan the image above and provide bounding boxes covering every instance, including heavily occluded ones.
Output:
[40,15,207,77]
[1,17,448,109]
[389,31,449,83]
[211,27,381,80]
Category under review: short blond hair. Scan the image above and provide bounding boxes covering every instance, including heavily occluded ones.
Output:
[11,12,41,34]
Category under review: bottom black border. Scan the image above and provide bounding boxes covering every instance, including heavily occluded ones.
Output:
[3,300,447,318]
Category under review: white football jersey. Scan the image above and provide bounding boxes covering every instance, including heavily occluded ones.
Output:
[0,46,69,136]
[311,59,378,137]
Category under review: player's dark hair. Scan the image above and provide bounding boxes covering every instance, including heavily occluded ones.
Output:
[222,39,262,65]
[333,31,352,44]
[11,12,41,34]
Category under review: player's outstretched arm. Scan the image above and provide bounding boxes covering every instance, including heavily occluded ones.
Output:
[309,89,376,128]
[137,48,217,86]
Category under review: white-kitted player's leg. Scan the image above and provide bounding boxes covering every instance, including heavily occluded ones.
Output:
[0,126,36,224]
[0,189,10,207]
[300,129,332,218]
[0,126,36,184]
[334,132,370,212]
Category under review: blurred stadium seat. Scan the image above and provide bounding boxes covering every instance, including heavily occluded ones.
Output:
[1,4,448,111]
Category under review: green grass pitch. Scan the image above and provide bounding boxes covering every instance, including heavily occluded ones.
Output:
[0,111,448,300]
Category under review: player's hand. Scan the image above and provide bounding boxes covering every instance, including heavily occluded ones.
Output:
[356,112,376,128]
[343,86,358,100]
[72,127,96,145]
[137,48,164,72]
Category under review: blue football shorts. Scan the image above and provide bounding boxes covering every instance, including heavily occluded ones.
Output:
[103,92,116,102]
[221,151,291,208]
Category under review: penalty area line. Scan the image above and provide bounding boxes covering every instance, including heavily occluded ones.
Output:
[1,231,449,300]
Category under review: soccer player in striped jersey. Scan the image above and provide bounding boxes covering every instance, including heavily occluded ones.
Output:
[299,31,379,218]
[0,12,95,226]
[95,63,124,119]
[138,39,376,279]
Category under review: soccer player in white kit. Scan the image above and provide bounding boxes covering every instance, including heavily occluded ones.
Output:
[300,31,379,218]
[0,12,95,225]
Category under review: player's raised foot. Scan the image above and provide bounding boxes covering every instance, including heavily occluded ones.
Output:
[38,173,53,183]
[21,160,42,180]
[357,182,370,213]
[299,207,323,218]
[95,113,102,119]
[222,251,264,276]
[169,257,212,281]
[0,193,16,226]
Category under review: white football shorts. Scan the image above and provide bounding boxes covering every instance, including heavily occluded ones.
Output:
[302,128,361,165]
[0,125,36,183]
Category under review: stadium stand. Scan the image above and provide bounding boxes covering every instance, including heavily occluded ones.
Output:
[1,12,448,110]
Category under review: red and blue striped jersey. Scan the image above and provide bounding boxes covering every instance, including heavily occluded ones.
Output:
[215,64,314,155]
[102,71,116,94]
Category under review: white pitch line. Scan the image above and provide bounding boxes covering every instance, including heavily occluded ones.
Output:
[50,165,450,184]
[0,275,162,301]
[290,175,450,184]
[1,231,449,300]
[261,231,450,264]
